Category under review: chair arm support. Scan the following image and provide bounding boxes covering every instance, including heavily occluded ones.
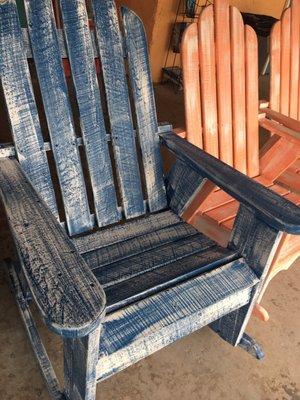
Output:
[0,158,106,338]
[259,107,300,133]
[160,132,300,234]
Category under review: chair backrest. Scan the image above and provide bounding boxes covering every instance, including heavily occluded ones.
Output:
[181,0,259,177]
[0,0,167,236]
[270,0,300,119]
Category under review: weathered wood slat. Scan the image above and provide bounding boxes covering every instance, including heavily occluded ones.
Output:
[0,1,58,217]
[82,221,199,269]
[181,23,203,148]
[215,0,233,165]
[92,0,145,219]
[60,0,120,228]
[97,260,258,380]
[198,5,219,158]
[230,6,246,174]
[0,158,105,338]
[161,133,300,234]
[104,246,238,313]
[211,206,283,346]
[24,0,92,235]
[74,211,181,253]
[122,8,167,213]
[245,25,259,177]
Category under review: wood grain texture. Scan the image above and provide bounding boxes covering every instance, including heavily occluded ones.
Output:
[59,0,121,228]
[97,260,258,380]
[245,25,259,177]
[181,23,203,148]
[0,0,58,217]
[270,21,281,112]
[160,133,300,234]
[166,159,205,216]
[92,0,145,219]
[215,0,233,165]
[64,327,101,400]
[74,211,181,254]
[230,6,246,173]
[280,8,291,116]
[198,5,219,157]
[24,0,93,236]
[0,158,105,338]
[290,0,300,118]
[211,205,283,345]
[7,262,64,400]
[122,7,167,213]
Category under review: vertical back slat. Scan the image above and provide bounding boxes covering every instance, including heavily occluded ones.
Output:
[59,0,121,227]
[181,23,203,148]
[280,8,291,116]
[198,5,219,158]
[0,0,58,217]
[245,25,259,178]
[215,0,233,166]
[24,0,92,235]
[270,21,281,112]
[230,7,247,174]
[289,0,300,118]
[92,0,145,219]
[121,7,167,213]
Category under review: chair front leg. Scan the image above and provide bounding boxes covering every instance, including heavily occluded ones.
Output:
[63,326,101,400]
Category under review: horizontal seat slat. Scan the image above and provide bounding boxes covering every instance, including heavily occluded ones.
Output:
[104,245,238,312]
[82,221,198,269]
[98,260,258,380]
[74,211,181,253]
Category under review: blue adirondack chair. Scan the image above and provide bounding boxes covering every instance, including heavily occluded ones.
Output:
[0,1,299,399]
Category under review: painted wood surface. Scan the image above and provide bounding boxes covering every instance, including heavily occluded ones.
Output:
[0,158,105,338]
[59,0,120,228]
[0,0,58,217]
[64,327,101,400]
[92,0,145,219]
[24,0,93,236]
[211,205,282,345]
[122,7,167,213]
[161,133,300,234]
[97,260,258,380]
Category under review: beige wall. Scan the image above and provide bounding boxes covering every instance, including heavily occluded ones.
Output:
[119,0,287,82]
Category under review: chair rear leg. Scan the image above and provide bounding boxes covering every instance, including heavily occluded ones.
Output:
[63,327,101,400]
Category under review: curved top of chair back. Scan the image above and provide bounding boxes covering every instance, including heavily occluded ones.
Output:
[181,0,259,177]
[270,0,300,119]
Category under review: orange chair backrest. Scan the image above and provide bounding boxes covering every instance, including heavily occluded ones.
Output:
[181,0,259,177]
[270,0,300,119]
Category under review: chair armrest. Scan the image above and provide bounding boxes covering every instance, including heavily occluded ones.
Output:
[160,132,300,234]
[0,158,106,338]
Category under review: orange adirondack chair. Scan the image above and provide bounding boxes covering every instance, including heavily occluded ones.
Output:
[178,0,300,321]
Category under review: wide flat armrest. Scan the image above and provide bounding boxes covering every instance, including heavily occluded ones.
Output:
[160,132,300,234]
[0,158,106,338]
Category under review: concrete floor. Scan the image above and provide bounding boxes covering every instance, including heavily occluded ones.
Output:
[0,84,300,400]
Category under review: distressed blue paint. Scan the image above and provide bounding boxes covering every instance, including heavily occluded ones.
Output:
[24,0,93,236]
[97,260,258,379]
[91,0,145,219]
[0,0,58,217]
[59,0,121,228]
[122,8,167,212]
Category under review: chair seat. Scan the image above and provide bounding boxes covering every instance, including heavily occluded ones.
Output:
[73,210,238,313]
